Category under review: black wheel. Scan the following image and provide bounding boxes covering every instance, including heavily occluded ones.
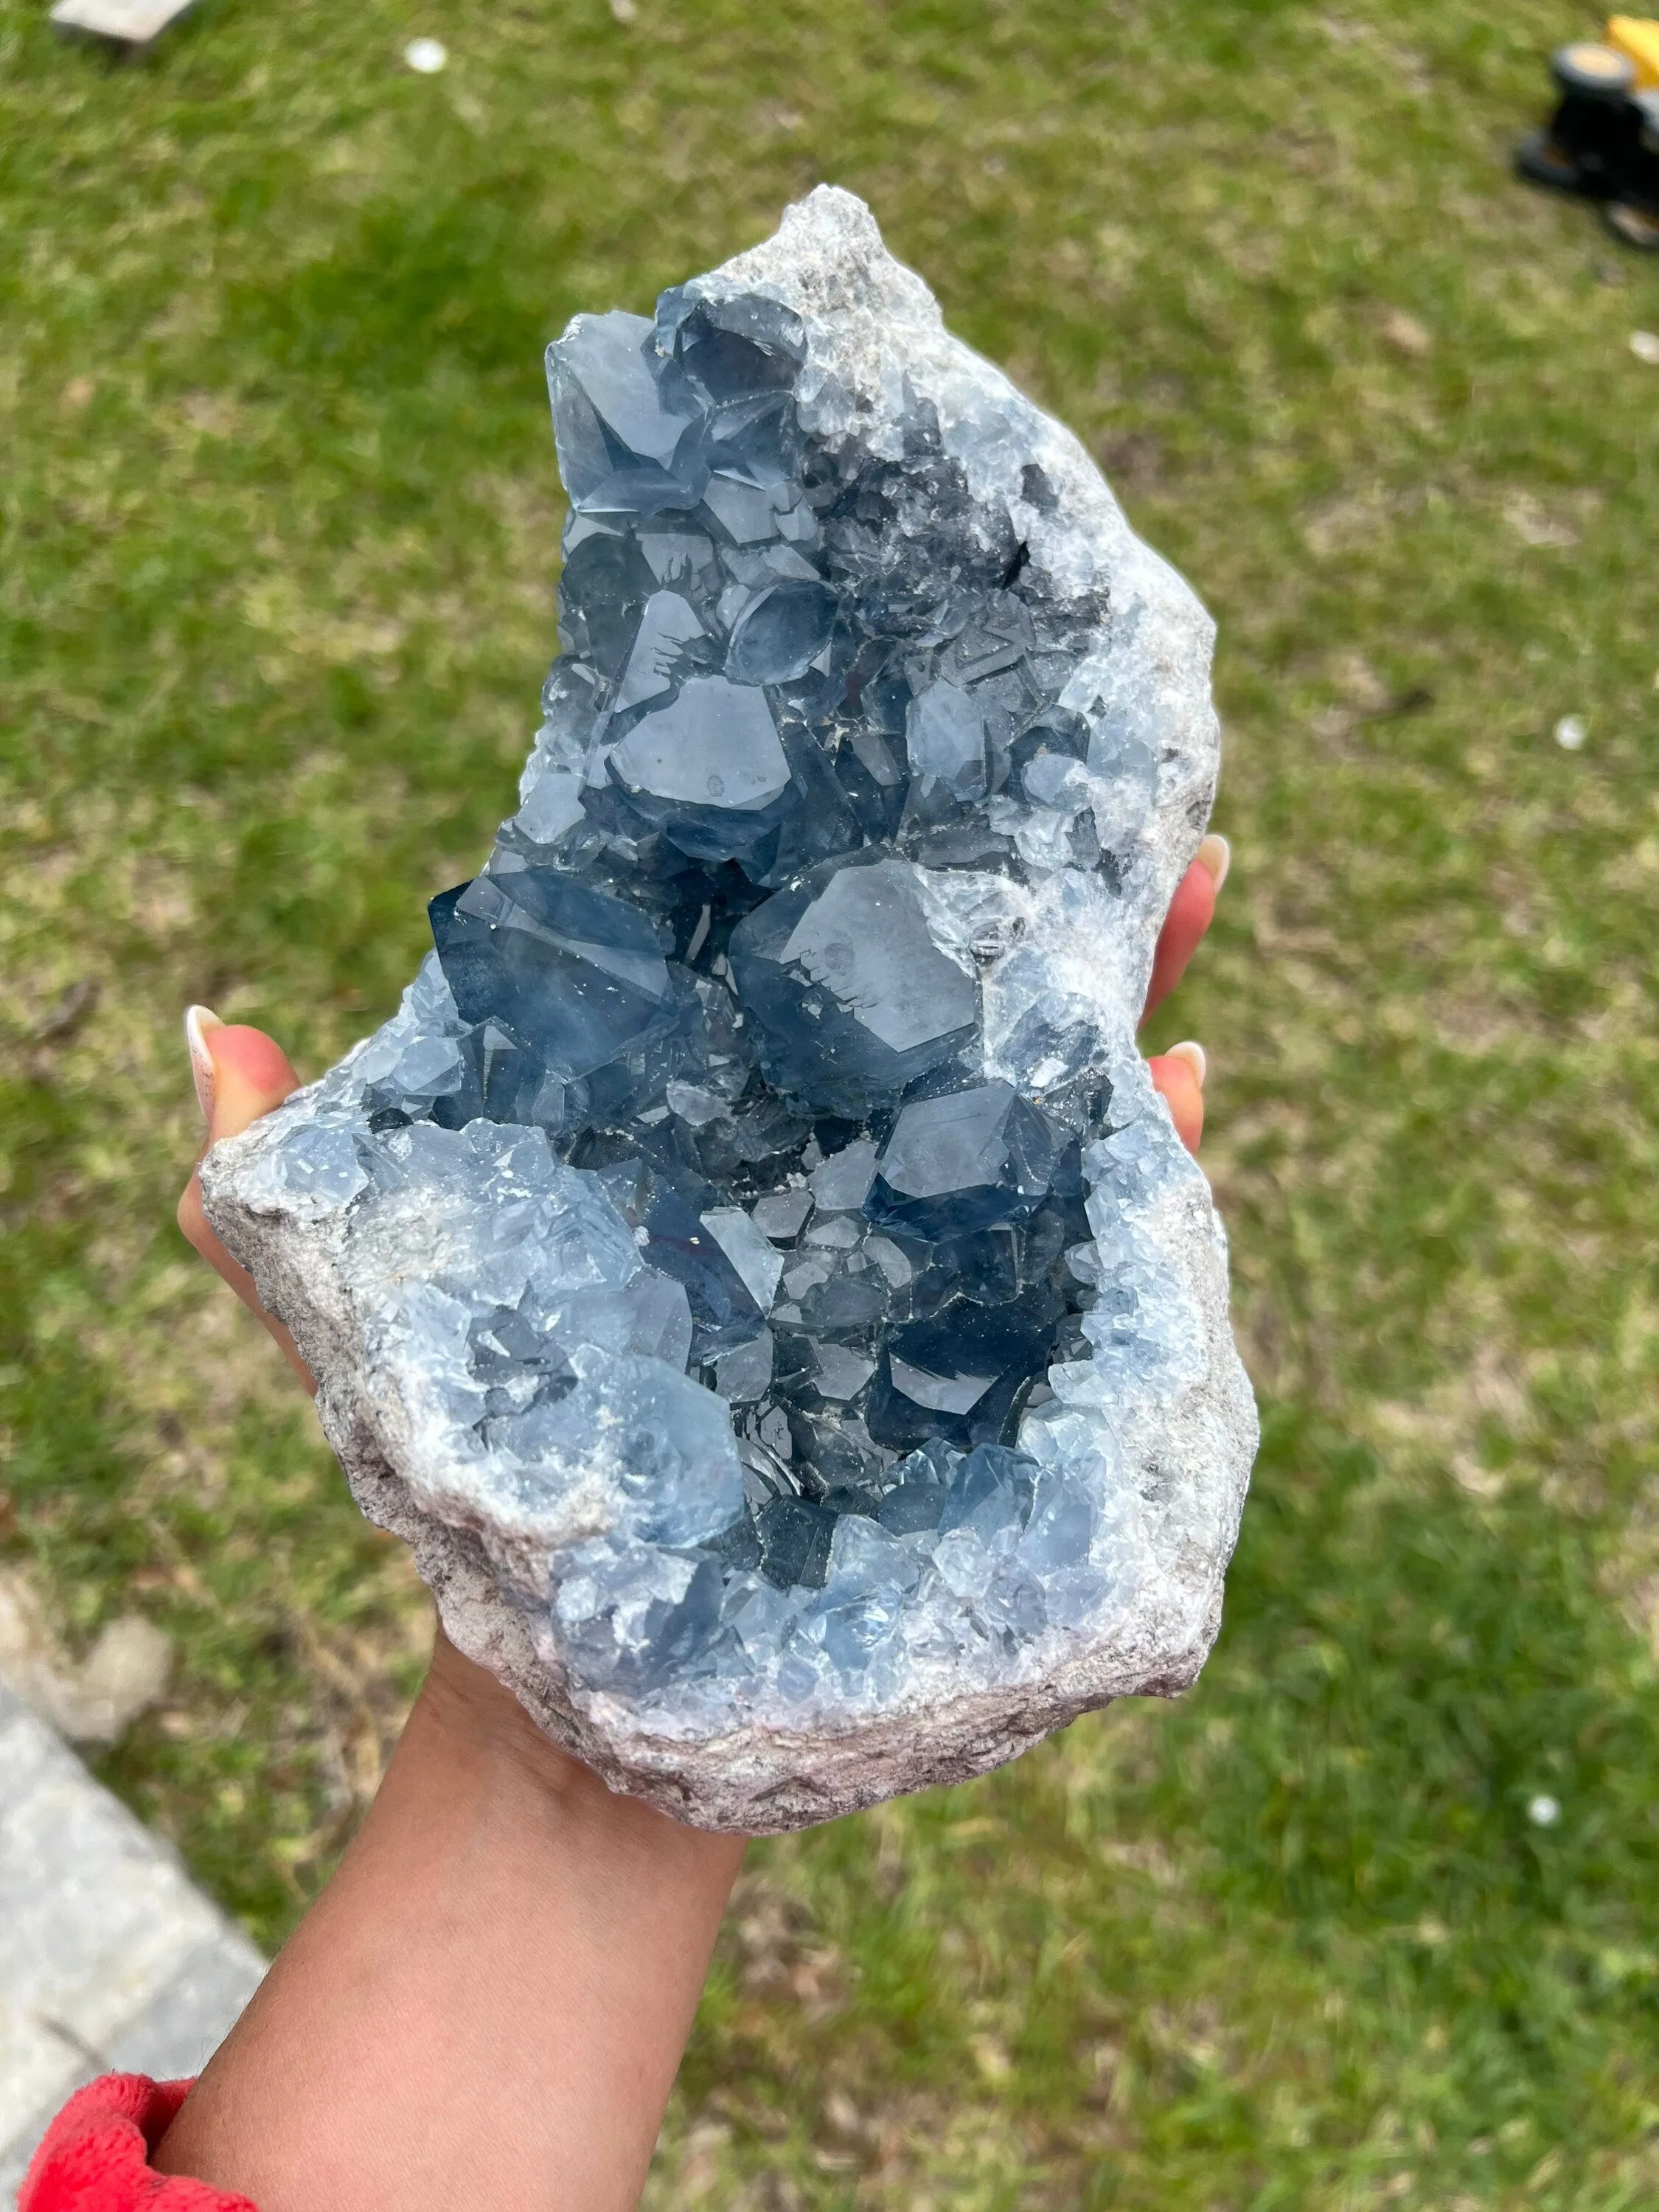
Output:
[1551,41,1637,100]
[1517,125,1586,194]
[1604,199,1659,249]
[1639,90,1659,155]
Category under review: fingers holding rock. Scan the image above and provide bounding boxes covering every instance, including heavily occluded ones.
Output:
[1142,835,1228,1023]
[187,1012,301,1143]
[178,1008,314,1392]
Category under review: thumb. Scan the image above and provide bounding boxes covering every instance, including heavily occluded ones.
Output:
[178,1007,313,1391]
[186,1007,300,1148]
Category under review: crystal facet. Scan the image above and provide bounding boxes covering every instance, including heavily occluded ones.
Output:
[201,189,1257,1831]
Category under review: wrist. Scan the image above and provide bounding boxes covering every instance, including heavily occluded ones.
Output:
[416,1628,619,1814]
[417,1627,593,1797]
[153,1620,744,2212]
[412,1625,747,1865]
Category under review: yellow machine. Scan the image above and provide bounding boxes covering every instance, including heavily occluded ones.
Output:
[1607,15,1659,87]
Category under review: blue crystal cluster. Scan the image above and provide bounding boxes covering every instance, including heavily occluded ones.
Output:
[279,264,1180,1700]
[201,195,1258,1818]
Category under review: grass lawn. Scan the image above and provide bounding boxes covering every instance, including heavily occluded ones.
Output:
[3,0,1658,2201]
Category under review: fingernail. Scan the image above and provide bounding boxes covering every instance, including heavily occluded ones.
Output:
[1168,1040,1207,1088]
[1196,834,1231,892]
[184,1005,223,1123]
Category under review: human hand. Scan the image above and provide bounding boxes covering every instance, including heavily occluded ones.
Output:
[178,1012,313,1389]
[1144,830,1227,1155]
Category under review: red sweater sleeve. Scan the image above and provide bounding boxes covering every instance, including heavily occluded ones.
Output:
[18,2076,257,2212]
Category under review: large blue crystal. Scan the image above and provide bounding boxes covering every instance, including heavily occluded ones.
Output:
[728,856,980,1114]
[548,311,711,515]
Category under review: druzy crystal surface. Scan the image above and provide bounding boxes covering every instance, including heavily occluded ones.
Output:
[201,190,1257,1830]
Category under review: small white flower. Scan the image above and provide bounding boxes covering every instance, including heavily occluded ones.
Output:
[1528,1793,1561,1826]
[1553,715,1587,751]
[404,37,448,72]
[1630,331,1659,366]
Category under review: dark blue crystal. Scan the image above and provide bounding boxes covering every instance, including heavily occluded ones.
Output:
[866,1298,1059,1454]
[728,855,978,1116]
[557,529,660,677]
[430,872,680,1082]
[875,1475,949,1535]
[756,1495,837,1590]
[428,1019,560,1134]
[726,581,837,684]
[866,1082,1065,1240]
[547,311,710,515]
[634,1180,770,1349]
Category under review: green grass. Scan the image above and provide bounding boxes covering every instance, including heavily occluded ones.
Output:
[3,0,1658,2201]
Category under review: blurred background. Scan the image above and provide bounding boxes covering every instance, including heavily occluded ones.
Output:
[2,0,1657,2202]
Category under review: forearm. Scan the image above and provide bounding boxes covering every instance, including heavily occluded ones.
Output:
[155,1634,745,2212]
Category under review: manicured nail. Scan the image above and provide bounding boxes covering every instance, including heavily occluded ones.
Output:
[184,1005,224,1123]
[1196,834,1231,892]
[1167,1040,1207,1089]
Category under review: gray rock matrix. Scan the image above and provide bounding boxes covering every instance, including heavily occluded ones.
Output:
[201,188,1257,1832]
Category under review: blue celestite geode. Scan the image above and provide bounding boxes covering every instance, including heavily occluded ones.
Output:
[201,189,1257,1831]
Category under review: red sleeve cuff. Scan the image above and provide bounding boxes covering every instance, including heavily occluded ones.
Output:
[19,2076,258,2212]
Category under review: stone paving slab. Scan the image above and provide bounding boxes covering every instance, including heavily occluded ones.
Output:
[49,0,197,52]
[0,1680,265,2205]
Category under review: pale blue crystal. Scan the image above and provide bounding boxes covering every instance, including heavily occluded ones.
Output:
[276,1126,369,1211]
[613,590,708,712]
[751,1189,813,1242]
[905,679,987,799]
